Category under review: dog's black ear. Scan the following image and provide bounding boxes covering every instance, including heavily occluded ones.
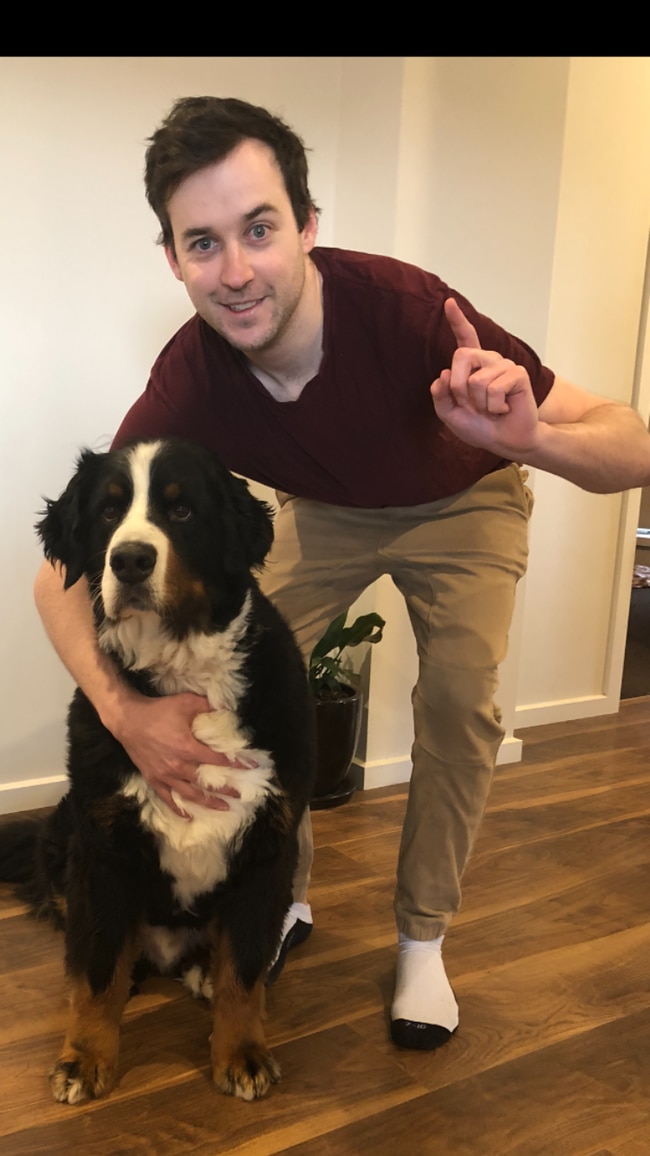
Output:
[36,450,100,589]
[222,472,275,572]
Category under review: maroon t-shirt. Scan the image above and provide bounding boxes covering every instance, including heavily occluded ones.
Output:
[113,248,555,507]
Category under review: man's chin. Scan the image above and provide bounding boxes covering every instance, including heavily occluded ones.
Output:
[199,300,284,354]
[213,322,277,356]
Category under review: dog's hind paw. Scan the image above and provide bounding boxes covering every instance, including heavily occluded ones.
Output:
[213,1046,281,1100]
[182,963,214,1002]
[50,1055,116,1105]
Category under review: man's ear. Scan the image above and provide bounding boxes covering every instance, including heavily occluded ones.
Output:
[301,207,318,255]
[164,244,183,281]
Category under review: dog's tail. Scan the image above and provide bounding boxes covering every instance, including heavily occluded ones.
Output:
[0,802,70,925]
[0,819,40,883]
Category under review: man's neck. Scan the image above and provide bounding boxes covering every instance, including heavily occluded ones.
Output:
[246,263,323,403]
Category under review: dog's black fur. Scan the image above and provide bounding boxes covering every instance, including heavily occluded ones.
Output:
[0,439,315,1104]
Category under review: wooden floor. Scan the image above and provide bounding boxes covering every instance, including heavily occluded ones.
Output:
[2,699,650,1155]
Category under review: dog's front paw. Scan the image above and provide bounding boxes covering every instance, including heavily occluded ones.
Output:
[50,1052,116,1105]
[213,1045,281,1100]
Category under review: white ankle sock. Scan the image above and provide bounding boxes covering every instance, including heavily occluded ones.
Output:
[269,902,313,970]
[391,933,459,1032]
[290,901,313,925]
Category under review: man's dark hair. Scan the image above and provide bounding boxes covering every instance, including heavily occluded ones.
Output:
[144,96,318,248]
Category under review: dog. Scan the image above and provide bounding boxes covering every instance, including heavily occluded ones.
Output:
[0,438,315,1105]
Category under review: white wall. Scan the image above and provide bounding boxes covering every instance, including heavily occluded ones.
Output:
[371,56,572,778]
[516,57,650,726]
[0,56,343,810]
[339,57,572,782]
[336,57,650,784]
[2,57,649,809]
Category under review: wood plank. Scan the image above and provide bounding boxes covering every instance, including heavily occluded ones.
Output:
[2,698,650,1153]
[285,1011,650,1155]
[0,1022,423,1155]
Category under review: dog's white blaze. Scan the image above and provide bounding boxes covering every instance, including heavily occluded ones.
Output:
[101,441,170,619]
[113,591,281,908]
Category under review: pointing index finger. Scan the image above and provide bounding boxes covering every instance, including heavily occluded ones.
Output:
[444,297,482,351]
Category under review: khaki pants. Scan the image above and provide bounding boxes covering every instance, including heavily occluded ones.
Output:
[259,464,533,941]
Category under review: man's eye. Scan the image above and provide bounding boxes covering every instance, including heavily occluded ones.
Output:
[250,223,268,240]
[194,237,214,252]
[169,503,192,522]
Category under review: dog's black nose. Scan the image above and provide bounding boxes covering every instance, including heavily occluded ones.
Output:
[110,541,157,585]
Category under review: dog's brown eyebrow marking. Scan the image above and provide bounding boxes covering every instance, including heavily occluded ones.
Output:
[163,483,182,500]
[107,482,125,498]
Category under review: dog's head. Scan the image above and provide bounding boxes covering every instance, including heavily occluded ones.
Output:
[37,439,274,635]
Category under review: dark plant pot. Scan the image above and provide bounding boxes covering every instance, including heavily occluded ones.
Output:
[310,685,362,810]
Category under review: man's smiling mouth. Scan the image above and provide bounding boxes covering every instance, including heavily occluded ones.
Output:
[224,300,262,313]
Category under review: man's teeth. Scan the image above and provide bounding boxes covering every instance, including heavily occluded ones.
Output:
[228,301,257,312]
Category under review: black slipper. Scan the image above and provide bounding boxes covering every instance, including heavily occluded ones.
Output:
[266,918,313,985]
[390,1018,456,1050]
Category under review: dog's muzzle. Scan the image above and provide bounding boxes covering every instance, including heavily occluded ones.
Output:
[110,541,157,586]
[107,542,159,612]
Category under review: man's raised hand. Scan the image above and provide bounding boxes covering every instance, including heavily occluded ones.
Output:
[430,297,540,459]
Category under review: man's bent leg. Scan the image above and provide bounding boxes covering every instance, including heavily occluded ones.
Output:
[387,465,532,1046]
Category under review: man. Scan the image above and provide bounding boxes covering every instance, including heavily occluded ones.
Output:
[35,96,650,1051]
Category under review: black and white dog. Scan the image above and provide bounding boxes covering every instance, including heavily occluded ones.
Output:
[0,439,315,1105]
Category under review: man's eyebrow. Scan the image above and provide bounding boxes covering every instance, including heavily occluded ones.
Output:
[181,226,213,241]
[243,202,280,222]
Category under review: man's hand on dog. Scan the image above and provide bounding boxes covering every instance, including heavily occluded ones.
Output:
[431,297,540,460]
[114,692,251,818]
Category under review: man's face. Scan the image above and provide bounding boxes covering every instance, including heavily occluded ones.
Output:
[165,139,318,357]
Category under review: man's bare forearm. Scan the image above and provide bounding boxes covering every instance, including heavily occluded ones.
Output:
[34,560,137,732]
[432,301,650,495]
[523,403,650,494]
[34,561,236,811]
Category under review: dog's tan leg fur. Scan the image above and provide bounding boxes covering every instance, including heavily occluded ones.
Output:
[210,928,280,1100]
[50,941,137,1105]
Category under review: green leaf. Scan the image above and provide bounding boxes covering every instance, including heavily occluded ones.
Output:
[336,612,385,650]
[309,612,348,664]
[308,611,386,693]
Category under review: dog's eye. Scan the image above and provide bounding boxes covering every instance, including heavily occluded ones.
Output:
[100,503,121,524]
[169,503,192,523]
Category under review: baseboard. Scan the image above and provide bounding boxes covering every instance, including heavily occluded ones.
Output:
[497,734,524,764]
[2,732,526,813]
[0,775,67,816]
[514,694,617,730]
[350,756,412,792]
[351,732,523,790]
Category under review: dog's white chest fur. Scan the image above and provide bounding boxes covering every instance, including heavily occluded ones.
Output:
[100,593,280,909]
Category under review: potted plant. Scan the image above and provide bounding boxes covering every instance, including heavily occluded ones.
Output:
[308,611,385,809]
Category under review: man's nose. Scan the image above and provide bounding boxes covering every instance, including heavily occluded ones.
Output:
[221,243,254,290]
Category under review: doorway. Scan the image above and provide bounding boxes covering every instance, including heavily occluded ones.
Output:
[621,489,650,698]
